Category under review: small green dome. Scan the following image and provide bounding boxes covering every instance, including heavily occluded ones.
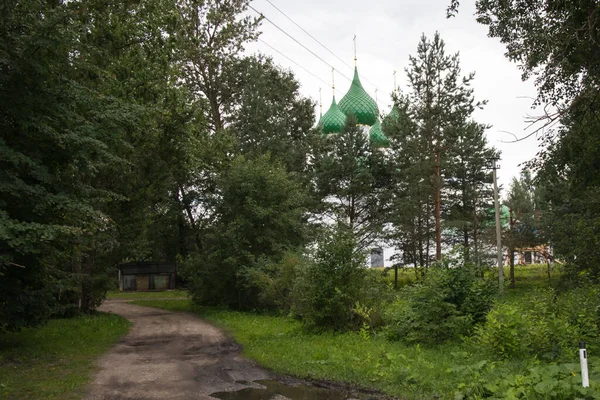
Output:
[338,67,379,126]
[321,96,346,134]
[369,119,390,148]
[383,106,401,125]
[484,204,511,229]
[381,106,401,136]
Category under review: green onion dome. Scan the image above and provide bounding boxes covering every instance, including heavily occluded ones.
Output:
[383,105,401,125]
[369,119,390,148]
[381,105,400,136]
[484,204,511,229]
[321,95,347,134]
[338,67,379,126]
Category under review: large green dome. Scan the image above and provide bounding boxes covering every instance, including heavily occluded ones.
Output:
[321,96,346,134]
[338,67,379,126]
[369,119,390,148]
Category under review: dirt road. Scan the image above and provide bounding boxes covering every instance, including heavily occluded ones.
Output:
[84,301,271,400]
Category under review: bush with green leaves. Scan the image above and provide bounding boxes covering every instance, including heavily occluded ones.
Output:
[555,286,600,350]
[385,253,497,345]
[291,225,391,331]
[180,155,308,309]
[453,359,600,399]
[242,252,306,312]
[475,287,600,361]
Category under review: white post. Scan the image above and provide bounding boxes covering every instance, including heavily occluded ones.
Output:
[580,341,590,388]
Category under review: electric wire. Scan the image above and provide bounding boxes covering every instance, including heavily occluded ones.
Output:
[263,0,381,92]
[248,4,353,83]
[258,38,344,96]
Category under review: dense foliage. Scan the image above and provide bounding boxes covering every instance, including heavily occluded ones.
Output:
[313,115,391,249]
[385,252,497,345]
[0,0,316,329]
[475,286,600,361]
[180,155,308,309]
[448,0,600,282]
[385,33,497,269]
[4,4,600,400]
[0,0,173,329]
[291,226,391,331]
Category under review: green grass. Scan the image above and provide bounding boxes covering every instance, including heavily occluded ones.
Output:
[502,263,563,302]
[106,289,189,300]
[130,265,572,399]
[132,299,529,399]
[373,267,416,288]
[0,313,130,400]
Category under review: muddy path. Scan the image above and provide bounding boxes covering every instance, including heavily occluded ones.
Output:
[85,301,394,400]
[85,301,271,400]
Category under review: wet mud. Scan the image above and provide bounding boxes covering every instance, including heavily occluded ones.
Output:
[211,379,383,399]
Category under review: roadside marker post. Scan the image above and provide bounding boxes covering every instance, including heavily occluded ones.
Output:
[580,341,590,388]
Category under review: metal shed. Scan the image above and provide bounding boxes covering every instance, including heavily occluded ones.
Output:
[118,262,176,291]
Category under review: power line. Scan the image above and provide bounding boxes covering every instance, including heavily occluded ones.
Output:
[262,0,381,92]
[248,4,353,84]
[257,38,343,96]
[264,0,353,72]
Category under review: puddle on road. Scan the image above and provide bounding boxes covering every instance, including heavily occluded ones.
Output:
[210,379,372,400]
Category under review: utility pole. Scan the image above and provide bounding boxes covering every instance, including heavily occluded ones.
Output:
[490,157,503,293]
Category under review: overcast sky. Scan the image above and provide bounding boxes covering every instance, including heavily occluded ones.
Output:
[244,0,544,190]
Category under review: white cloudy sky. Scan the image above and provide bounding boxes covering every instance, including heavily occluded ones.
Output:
[244,0,546,189]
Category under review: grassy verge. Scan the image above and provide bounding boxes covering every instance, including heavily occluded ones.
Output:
[0,313,130,400]
[373,263,561,292]
[129,266,573,399]
[372,267,416,288]
[132,299,527,399]
[106,289,189,300]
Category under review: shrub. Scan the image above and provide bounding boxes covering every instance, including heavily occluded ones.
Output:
[474,287,600,361]
[360,269,395,328]
[178,251,236,307]
[385,253,498,345]
[243,252,305,312]
[453,359,600,399]
[473,301,535,359]
[291,225,390,331]
[555,286,600,349]
[179,156,308,309]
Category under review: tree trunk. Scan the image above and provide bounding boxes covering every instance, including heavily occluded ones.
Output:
[394,265,398,289]
[209,91,223,131]
[434,151,442,260]
[417,210,424,268]
[425,200,432,268]
[473,196,479,265]
[463,227,469,260]
[462,176,469,261]
[177,211,187,257]
[509,208,515,288]
[173,191,188,256]
[413,257,419,280]
[509,247,515,288]
[350,195,355,229]
[178,185,202,251]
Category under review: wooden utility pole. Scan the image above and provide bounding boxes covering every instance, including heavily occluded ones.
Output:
[490,158,503,293]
